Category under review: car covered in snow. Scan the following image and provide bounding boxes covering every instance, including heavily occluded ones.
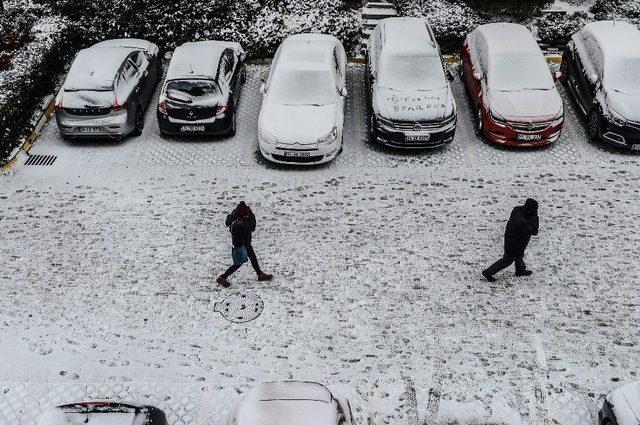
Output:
[461,23,564,147]
[157,41,246,137]
[258,34,347,165]
[227,380,354,425]
[37,401,168,425]
[561,21,640,151]
[366,17,456,149]
[55,39,160,140]
[600,382,640,425]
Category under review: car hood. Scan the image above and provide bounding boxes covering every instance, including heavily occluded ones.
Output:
[608,383,640,425]
[374,87,454,121]
[606,91,640,122]
[488,88,562,121]
[259,101,340,144]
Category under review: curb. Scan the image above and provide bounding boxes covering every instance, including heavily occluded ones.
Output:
[1,95,55,174]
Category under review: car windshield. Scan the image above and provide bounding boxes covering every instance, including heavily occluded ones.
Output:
[488,56,554,91]
[165,79,221,104]
[268,69,338,105]
[606,59,640,94]
[378,55,446,91]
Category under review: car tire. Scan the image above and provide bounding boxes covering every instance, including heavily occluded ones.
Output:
[587,109,601,141]
[241,67,247,85]
[227,110,237,138]
[131,107,144,137]
[368,114,376,143]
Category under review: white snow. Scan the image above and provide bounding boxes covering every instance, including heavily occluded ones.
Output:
[608,382,640,425]
[165,41,244,81]
[64,47,134,92]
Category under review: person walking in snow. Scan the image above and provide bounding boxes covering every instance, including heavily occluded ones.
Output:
[217,202,273,288]
[482,198,539,282]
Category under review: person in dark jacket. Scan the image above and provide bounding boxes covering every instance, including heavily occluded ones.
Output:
[217,202,273,288]
[482,198,539,282]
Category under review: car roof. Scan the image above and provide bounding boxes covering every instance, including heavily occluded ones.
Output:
[608,382,640,425]
[166,41,243,81]
[235,382,338,425]
[65,46,137,91]
[277,34,339,71]
[380,17,437,56]
[93,38,157,52]
[579,21,640,61]
[476,23,540,57]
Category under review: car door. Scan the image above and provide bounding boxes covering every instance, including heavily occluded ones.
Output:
[225,49,241,106]
[573,38,598,113]
[463,34,484,109]
[132,51,153,106]
[118,58,139,107]
[217,50,235,109]
[333,47,345,134]
[367,27,382,115]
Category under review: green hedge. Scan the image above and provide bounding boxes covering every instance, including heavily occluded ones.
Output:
[0,16,73,164]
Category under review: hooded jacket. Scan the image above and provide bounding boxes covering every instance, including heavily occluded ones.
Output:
[226,209,256,248]
[504,199,539,256]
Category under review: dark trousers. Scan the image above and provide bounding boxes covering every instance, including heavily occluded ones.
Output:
[222,244,262,278]
[485,254,527,276]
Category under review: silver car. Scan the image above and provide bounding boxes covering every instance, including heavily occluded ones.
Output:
[55,39,160,140]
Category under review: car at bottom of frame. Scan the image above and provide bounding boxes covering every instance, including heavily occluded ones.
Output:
[462,23,564,147]
[37,401,168,425]
[258,33,347,165]
[55,39,161,141]
[562,21,640,151]
[366,17,457,149]
[157,40,246,137]
[600,381,640,425]
[227,380,354,425]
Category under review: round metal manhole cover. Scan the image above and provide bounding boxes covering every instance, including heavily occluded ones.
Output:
[214,293,264,323]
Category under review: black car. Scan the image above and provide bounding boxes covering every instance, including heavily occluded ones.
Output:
[599,382,640,425]
[562,21,640,151]
[37,401,168,425]
[157,40,246,137]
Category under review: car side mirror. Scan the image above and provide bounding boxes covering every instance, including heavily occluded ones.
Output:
[589,73,599,85]
[554,71,563,81]
[446,67,455,82]
[164,51,173,60]
[260,82,267,95]
[473,72,483,81]
[340,86,348,97]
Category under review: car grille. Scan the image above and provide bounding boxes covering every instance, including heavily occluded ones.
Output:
[379,117,450,131]
[508,121,551,132]
[272,154,324,163]
[63,107,112,116]
[168,107,217,121]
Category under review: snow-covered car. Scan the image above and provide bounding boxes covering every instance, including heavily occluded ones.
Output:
[561,21,640,151]
[157,41,246,137]
[366,17,456,149]
[55,39,160,140]
[462,23,564,147]
[227,381,354,425]
[37,401,168,425]
[258,34,347,165]
[600,382,640,425]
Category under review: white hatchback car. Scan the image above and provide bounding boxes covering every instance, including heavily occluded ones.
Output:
[227,381,354,425]
[258,34,347,165]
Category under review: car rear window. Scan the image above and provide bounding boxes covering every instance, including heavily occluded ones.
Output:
[165,79,221,103]
[378,55,446,91]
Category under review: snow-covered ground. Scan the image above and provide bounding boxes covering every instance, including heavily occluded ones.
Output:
[1,65,639,425]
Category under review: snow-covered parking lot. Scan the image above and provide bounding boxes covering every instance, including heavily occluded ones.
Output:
[0,65,639,425]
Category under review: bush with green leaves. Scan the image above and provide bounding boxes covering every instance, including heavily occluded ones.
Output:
[535,11,590,47]
[591,0,640,26]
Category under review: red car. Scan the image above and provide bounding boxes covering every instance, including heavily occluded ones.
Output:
[461,23,564,147]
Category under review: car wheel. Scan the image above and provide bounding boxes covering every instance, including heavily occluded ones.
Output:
[587,109,601,141]
[131,107,144,137]
[227,111,237,137]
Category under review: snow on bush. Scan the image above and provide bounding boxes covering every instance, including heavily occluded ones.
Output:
[591,0,640,26]
[396,0,482,54]
[535,12,590,47]
[0,15,72,163]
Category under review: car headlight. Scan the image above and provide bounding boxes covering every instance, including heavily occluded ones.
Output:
[551,111,564,127]
[259,127,278,145]
[318,126,338,144]
[488,109,507,125]
[609,108,628,127]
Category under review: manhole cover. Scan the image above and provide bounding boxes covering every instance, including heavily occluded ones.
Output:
[214,293,264,323]
[25,154,57,166]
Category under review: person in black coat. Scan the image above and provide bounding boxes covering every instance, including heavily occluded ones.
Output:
[482,198,539,282]
[217,202,273,288]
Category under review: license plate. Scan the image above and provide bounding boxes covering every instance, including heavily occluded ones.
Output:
[517,134,542,141]
[283,151,311,157]
[79,127,101,133]
[406,134,431,142]
[180,125,205,132]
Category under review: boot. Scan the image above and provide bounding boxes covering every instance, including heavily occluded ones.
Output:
[258,273,273,282]
[217,276,231,288]
[482,270,497,282]
[515,270,533,277]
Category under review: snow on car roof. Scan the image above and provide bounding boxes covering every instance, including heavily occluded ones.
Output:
[278,37,336,70]
[581,21,640,60]
[165,41,243,81]
[251,381,334,402]
[607,382,640,425]
[477,23,541,57]
[381,17,438,56]
[93,38,156,53]
[64,46,136,91]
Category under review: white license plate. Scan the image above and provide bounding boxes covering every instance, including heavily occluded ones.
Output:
[180,125,205,132]
[283,151,311,157]
[406,134,431,142]
[79,127,101,133]
[517,134,542,141]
